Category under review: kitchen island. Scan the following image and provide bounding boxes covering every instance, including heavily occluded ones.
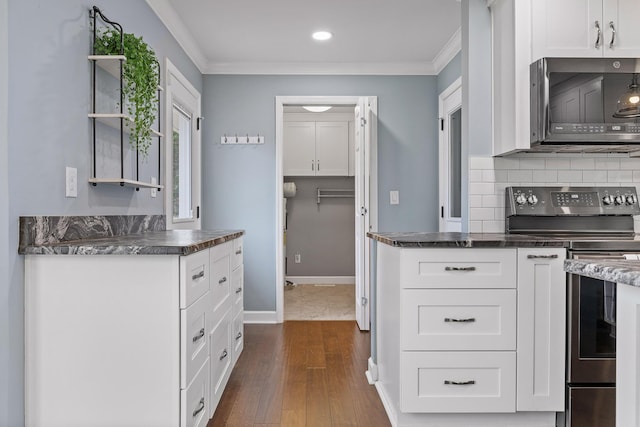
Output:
[565,259,640,427]
[20,215,245,427]
[367,232,569,427]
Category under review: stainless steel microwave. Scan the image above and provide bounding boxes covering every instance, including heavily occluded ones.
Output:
[530,57,640,147]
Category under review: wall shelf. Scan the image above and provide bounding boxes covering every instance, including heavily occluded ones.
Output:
[88,178,164,191]
[88,113,163,138]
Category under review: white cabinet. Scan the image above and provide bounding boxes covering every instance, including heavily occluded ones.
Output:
[24,238,244,427]
[516,248,566,411]
[374,244,566,424]
[283,121,349,176]
[531,0,640,60]
[616,282,640,427]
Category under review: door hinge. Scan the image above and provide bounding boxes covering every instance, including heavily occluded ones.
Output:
[361,297,368,306]
[441,206,444,218]
[440,118,444,131]
[197,206,200,219]
[360,206,368,216]
[197,117,203,131]
[360,117,367,127]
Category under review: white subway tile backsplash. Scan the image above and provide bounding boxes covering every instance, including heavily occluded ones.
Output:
[633,171,640,181]
[595,158,621,170]
[494,157,520,170]
[483,221,505,233]
[589,170,608,182]
[508,170,533,182]
[557,170,583,182]
[608,170,633,182]
[469,182,495,195]
[570,158,595,170]
[495,170,509,182]
[545,158,571,169]
[469,207,496,221]
[469,221,483,233]
[482,170,496,182]
[519,158,546,169]
[532,170,558,182]
[469,195,483,208]
[469,170,483,183]
[620,158,640,170]
[469,157,494,169]
[482,195,504,208]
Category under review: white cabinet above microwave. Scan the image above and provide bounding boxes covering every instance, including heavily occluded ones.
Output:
[531,0,640,60]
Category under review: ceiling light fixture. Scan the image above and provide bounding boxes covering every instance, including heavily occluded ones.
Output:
[312,31,333,41]
[614,74,640,118]
[302,106,332,113]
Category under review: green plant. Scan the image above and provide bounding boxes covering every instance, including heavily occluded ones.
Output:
[94,28,159,156]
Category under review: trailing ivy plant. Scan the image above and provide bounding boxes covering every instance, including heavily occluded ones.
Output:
[94,28,159,157]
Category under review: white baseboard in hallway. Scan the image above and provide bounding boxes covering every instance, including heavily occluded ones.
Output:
[244,311,277,324]
[285,275,355,285]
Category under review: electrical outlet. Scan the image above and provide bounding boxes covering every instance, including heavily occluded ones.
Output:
[294,253,301,264]
[65,167,77,198]
[151,177,157,198]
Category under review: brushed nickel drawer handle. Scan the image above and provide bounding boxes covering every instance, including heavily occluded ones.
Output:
[191,270,205,280]
[595,20,602,48]
[444,318,476,323]
[192,327,205,343]
[235,287,242,294]
[220,349,228,360]
[445,266,476,272]
[192,397,205,417]
[235,249,242,255]
[527,254,559,259]
[444,380,476,385]
[218,276,227,285]
[609,21,616,48]
[235,332,242,340]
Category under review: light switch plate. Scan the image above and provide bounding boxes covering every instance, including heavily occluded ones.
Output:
[390,190,399,205]
[65,167,77,198]
[151,177,157,198]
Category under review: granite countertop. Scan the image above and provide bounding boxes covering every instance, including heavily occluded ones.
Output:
[367,232,569,248]
[20,229,245,256]
[564,259,640,288]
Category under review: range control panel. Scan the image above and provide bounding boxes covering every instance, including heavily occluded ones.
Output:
[506,186,640,216]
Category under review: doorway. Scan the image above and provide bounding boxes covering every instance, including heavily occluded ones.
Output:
[438,77,462,232]
[275,96,377,329]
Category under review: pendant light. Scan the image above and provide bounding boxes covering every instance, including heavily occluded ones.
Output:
[613,74,640,118]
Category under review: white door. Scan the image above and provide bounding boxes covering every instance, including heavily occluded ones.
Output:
[439,79,462,232]
[165,59,201,230]
[355,97,377,331]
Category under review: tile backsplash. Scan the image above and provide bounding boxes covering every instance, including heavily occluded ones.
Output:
[469,154,640,233]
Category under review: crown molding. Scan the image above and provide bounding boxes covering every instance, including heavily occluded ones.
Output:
[145,0,207,73]
[203,61,437,75]
[432,27,462,74]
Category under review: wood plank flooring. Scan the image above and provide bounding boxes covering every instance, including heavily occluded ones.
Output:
[208,321,391,427]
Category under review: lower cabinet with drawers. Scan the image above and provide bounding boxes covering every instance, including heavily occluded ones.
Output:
[375,245,565,426]
[24,236,244,427]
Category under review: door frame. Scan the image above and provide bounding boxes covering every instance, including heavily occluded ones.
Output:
[275,96,378,324]
[438,77,462,232]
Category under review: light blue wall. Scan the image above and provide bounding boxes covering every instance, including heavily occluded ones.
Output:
[437,51,462,95]
[3,2,201,425]
[202,75,439,311]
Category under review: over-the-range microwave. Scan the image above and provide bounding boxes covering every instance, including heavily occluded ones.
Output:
[530,57,640,150]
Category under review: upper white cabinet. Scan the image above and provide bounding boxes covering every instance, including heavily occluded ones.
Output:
[283,121,349,176]
[531,0,640,60]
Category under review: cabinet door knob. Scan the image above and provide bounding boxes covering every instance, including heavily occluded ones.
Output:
[192,397,205,417]
[192,327,205,343]
[595,20,602,48]
[191,270,205,281]
[444,266,476,272]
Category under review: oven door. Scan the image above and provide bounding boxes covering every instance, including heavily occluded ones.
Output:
[568,253,619,384]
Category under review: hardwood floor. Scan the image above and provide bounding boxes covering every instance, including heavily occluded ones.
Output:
[208,321,391,427]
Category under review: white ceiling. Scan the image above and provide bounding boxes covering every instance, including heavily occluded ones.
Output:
[146,0,462,75]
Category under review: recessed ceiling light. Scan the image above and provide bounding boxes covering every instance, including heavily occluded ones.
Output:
[302,106,332,113]
[312,31,333,41]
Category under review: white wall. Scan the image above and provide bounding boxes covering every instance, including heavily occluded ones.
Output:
[469,154,640,232]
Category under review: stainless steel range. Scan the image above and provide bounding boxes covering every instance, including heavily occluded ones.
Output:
[505,186,640,427]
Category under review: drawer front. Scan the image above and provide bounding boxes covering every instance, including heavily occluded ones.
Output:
[400,248,516,289]
[180,250,210,309]
[231,265,243,316]
[180,357,209,427]
[209,308,232,418]
[232,310,244,364]
[210,243,231,315]
[180,292,210,389]
[400,352,516,413]
[401,289,516,351]
[232,237,243,270]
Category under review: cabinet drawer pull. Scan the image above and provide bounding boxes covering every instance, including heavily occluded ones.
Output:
[595,20,602,48]
[311,160,314,171]
[609,21,616,48]
[235,287,242,294]
[192,397,205,417]
[218,276,227,285]
[444,380,476,386]
[192,327,205,343]
[444,317,476,323]
[527,254,558,259]
[220,349,228,360]
[444,266,476,272]
[191,270,205,281]
[235,249,242,255]
[236,332,243,340]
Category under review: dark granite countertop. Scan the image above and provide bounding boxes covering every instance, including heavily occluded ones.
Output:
[20,229,245,256]
[366,232,569,248]
[564,259,640,288]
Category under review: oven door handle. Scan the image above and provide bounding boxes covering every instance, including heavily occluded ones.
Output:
[572,253,629,260]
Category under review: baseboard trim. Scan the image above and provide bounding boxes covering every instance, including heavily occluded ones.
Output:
[285,276,355,285]
[375,382,397,427]
[244,311,278,324]
[366,357,379,384]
